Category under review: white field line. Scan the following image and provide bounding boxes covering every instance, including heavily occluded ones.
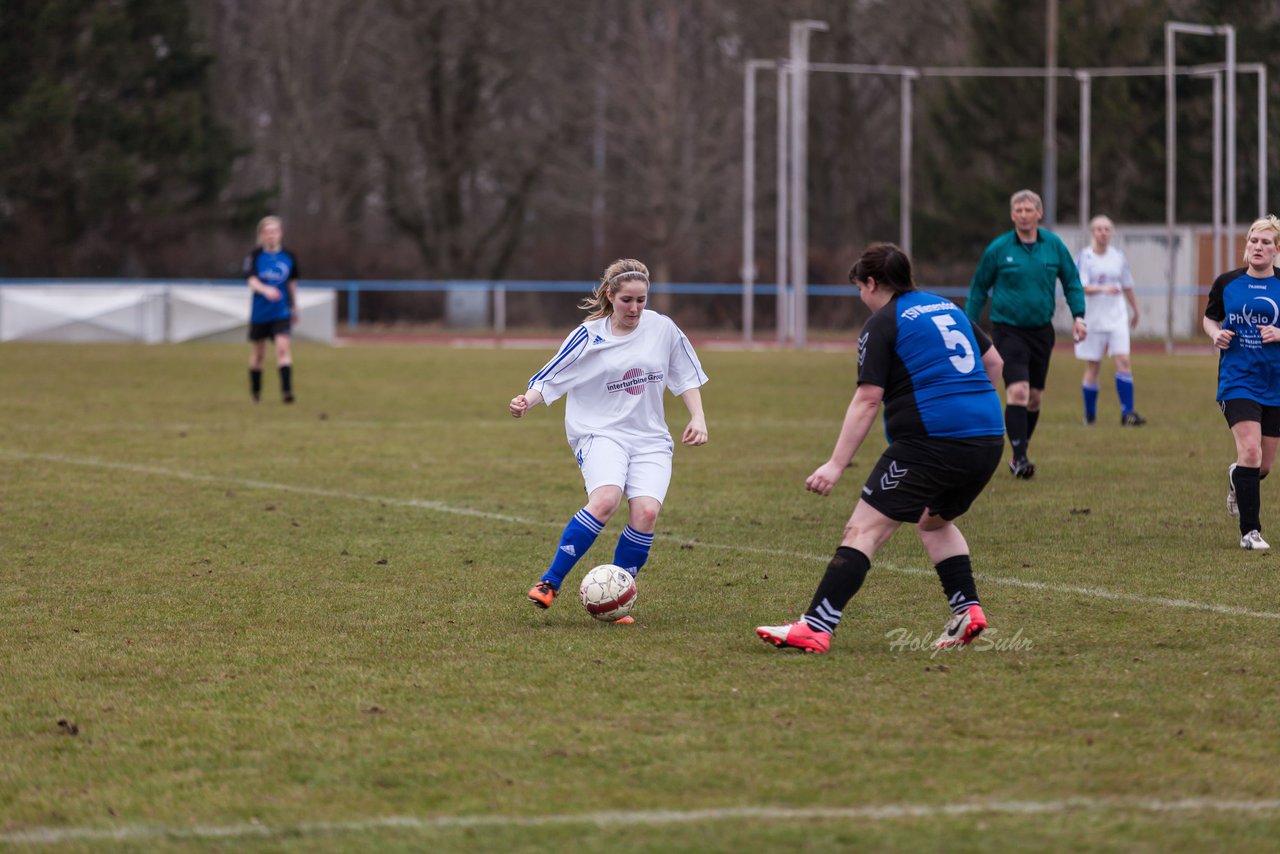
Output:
[2,796,1279,845]
[4,449,1280,622]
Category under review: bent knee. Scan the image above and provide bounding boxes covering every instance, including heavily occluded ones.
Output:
[628,499,661,531]
[586,490,623,521]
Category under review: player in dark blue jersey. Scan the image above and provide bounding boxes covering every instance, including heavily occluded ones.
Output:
[1202,215,1280,550]
[243,216,300,403]
[757,243,1005,654]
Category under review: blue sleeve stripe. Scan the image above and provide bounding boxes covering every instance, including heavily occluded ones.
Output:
[530,326,588,384]
[676,335,704,381]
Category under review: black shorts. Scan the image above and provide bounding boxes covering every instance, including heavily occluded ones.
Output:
[993,323,1056,389]
[248,318,292,341]
[859,436,1004,523]
[1220,398,1280,436]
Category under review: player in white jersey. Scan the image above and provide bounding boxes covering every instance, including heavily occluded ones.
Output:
[510,259,709,617]
[1074,215,1146,426]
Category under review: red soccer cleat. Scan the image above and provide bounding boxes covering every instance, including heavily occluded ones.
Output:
[755,619,831,654]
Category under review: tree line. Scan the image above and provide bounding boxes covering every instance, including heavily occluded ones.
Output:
[1,0,1276,301]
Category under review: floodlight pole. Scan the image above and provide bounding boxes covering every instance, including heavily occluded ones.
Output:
[788,19,827,348]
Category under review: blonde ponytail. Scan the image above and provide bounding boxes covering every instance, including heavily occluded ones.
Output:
[580,259,650,320]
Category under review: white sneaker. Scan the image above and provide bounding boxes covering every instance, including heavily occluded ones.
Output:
[1240,530,1270,550]
[1227,463,1239,517]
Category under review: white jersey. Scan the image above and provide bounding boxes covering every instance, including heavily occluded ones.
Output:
[529,310,709,452]
[1075,245,1134,332]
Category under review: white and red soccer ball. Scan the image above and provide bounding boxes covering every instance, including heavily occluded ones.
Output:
[578,564,637,622]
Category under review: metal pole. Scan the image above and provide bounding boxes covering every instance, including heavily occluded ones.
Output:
[1164,23,1176,354]
[1258,64,1268,217]
[493,285,506,334]
[1042,0,1059,227]
[1212,71,1222,277]
[1224,26,1237,259]
[776,62,790,344]
[789,20,826,349]
[1164,22,1223,352]
[1077,72,1091,246]
[900,71,916,255]
[743,61,770,346]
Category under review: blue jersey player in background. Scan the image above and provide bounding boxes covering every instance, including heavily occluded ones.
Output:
[1203,214,1280,551]
[243,215,300,403]
[757,243,1005,654]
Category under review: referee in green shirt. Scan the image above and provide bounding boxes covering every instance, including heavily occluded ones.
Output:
[966,189,1087,479]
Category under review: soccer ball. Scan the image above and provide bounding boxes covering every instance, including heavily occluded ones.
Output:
[578,564,637,622]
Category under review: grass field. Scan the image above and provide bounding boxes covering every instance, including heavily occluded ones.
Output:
[2,339,1278,851]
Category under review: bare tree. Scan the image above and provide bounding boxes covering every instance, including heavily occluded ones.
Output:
[591,1,743,287]
[354,0,589,278]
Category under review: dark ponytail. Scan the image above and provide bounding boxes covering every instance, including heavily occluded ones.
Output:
[849,242,915,294]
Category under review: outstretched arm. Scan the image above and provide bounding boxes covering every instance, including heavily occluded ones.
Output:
[805,384,884,496]
[679,387,707,445]
[248,275,282,301]
[510,387,545,418]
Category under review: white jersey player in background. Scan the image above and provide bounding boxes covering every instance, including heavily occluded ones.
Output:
[1075,215,1147,426]
[510,259,709,619]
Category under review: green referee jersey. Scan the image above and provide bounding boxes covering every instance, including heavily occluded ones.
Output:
[965,228,1086,328]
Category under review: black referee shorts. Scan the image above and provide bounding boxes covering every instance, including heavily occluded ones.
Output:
[248,318,292,341]
[859,436,1004,523]
[993,322,1056,389]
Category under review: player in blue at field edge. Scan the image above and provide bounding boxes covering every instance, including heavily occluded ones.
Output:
[509,259,710,622]
[1203,215,1280,551]
[243,216,300,403]
[757,243,1005,654]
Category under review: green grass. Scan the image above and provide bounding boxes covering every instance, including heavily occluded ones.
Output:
[1,341,1278,851]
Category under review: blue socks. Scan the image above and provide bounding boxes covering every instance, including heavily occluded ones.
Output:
[1082,383,1099,423]
[542,509,604,589]
[1083,375,1136,420]
[543,511,659,587]
[612,525,654,577]
[1116,372,1135,415]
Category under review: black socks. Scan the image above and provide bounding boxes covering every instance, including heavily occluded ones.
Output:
[1234,465,1262,535]
[280,365,294,402]
[1006,404,1028,461]
[934,554,980,614]
[803,547,871,634]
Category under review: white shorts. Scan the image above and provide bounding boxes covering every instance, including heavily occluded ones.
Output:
[573,434,672,503]
[1074,325,1130,361]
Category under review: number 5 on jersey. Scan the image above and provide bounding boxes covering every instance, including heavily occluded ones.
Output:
[931,315,975,373]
